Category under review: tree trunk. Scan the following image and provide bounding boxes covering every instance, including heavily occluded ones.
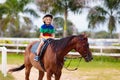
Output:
[0,27,4,37]
[118,32,120,44]
[63,9,68,37]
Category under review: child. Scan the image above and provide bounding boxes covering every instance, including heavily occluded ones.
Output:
[34,14,55,61]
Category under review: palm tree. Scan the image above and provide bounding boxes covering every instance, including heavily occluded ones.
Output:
[0,0,39,37]
[87,0,120,38]
[53,17,76,37]
[37,0,85,37]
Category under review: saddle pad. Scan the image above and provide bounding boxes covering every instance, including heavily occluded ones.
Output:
[31,39,53,56]
[31,42,40,54]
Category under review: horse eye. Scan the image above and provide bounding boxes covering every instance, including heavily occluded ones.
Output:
[84,44,89,48]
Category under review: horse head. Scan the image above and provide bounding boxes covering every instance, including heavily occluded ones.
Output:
[74,34,93,62]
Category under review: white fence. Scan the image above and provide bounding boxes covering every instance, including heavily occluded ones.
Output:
[0,38,120,56]
[0,38,39,53]
[0,47,7,77]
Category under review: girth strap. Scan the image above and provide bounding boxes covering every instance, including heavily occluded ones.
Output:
[39,38,53,71]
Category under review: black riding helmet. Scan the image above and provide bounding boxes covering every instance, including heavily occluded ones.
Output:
[43,14,53,23]
[43,14,53,19]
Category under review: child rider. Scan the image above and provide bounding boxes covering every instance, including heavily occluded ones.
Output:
[34,14,55,61]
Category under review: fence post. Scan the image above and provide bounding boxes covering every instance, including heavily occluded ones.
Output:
[1,47,7,77]
[100,46,103,54]
[99,42,104,55]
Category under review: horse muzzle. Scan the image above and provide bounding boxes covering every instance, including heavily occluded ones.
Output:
[84,53,93,62]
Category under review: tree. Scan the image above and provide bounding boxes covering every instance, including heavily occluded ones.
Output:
[87,0,120,38]
[37,0,85,37]
[0,0,39,37]
[53,17,78,37]
[53,17,64,37]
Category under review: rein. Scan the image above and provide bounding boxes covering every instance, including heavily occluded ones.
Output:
[64,56,82,71]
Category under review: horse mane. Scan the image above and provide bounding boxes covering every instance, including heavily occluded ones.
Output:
[50,35,76,52]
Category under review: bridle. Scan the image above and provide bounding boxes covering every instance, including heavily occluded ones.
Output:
[64,56,82,71]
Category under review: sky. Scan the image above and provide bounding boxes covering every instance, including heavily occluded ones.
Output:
[0,0,120,33]
[0,0,6,3]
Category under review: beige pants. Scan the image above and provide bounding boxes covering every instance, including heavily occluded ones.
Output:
[36,38,46,55]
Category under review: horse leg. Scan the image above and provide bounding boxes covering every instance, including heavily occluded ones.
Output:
[38,71,44,80]
[25,65,32,80]
[54,71,61,80]
[46,71,53,80]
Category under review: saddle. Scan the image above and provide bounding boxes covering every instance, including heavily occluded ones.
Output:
[39,38,53,58]
[31,38,53,71]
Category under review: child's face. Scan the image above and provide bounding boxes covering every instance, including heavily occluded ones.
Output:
[43,17,52,25]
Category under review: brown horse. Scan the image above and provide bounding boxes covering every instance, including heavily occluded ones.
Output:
[8,34,93,80]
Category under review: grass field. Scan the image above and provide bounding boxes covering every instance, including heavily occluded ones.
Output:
[0,71,14,80]
[0,53,24,64]
[64,56,120,69]
[0,53,120,80]
[64,56,120,80]
[0,53,24,80]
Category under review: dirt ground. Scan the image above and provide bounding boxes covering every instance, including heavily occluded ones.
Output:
[0,65,85,80]
[1,65,120,80]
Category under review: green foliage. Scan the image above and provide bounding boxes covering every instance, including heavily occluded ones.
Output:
[5,25,34,38]
[112,43,120,46]
[0,40,13,44]
[87,0,120,36]
[21,41,30,44]
[95,31,118,38]
[0,0,39,37]
[81,30,118,38]
[24,8,40,18]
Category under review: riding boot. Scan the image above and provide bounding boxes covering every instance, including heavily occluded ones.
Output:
[34,56,39,61]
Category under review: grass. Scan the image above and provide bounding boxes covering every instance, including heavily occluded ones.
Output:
[0,53,24,64]
[64,56,120,69]
[0,71,14,80]
[0,53,120,80]
[0,53,120,68]
[64,56,120,80]
[0,53,23,80]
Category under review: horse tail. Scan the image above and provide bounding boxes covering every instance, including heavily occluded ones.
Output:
[8,64,25,72]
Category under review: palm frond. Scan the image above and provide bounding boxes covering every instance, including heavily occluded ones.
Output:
[13,16,20,30]
[24,8,40,18]
[104,0,120,10]
[87,6,107,28]
[0,15,10,31]
[23,17,32,24]
[0,4,10,14]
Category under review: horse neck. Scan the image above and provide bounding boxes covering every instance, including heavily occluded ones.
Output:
[59,37,76,58]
